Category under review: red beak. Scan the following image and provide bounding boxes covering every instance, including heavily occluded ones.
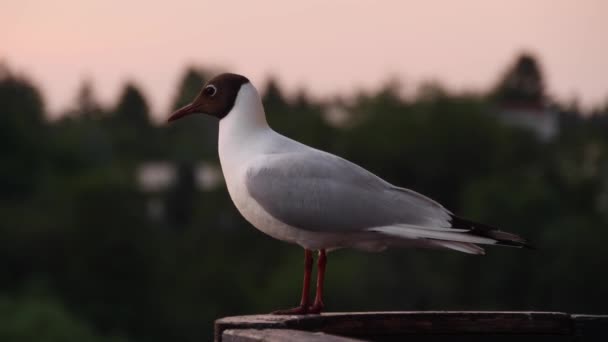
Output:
[167,103,197,122]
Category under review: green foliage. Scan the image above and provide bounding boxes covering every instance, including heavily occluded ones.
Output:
[0,293,128,342]
[1,56,608,342]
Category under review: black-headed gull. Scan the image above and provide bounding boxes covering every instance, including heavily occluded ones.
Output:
[168,73,530,315]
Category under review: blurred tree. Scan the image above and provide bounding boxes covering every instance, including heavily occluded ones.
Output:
[165,67,217,161]
[262,76,289,112]
[492,53,545,106]
[0,65,47,200]
[262,77,337,150]
[165,162,196,229]
[416,80,448,102]
[107,82,155,161]
[171,67,210,110]
[72,80,104,119]
[114,83,151,127]
[292,88,313,112]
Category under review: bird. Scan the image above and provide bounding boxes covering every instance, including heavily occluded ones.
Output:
[167,73,531,315]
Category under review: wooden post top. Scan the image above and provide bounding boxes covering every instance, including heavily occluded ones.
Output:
[215,311,608,341]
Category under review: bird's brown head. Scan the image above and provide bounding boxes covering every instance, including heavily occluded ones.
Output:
[167,73,250,122]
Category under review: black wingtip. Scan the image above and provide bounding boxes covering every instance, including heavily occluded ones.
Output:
[495,240,537,250]
[450,214,534,250]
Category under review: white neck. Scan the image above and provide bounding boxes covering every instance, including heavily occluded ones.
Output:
[218,83,272,161]
[219,83,268,137]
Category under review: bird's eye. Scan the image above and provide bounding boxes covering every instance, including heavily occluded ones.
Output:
[203,84,217,97]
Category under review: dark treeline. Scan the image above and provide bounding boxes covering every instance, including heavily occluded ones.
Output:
[1,54,607,341]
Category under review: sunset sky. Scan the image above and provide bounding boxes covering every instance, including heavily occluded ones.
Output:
[2,0,607,119]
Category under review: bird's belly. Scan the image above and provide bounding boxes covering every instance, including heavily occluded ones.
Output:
[228,182,315,247]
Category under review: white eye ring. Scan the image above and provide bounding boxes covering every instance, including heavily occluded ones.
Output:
[204,84,217,97]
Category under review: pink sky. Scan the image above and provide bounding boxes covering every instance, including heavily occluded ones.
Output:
[1,0,607,119]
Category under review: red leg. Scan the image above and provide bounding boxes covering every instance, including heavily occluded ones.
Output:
[271,249,313,315]
[309,249,327,314]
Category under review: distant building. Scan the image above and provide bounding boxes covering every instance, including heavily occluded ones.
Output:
[492,53,559,141]
[136,161,223,221]
[136,161,223,193]
[496,103,559,141]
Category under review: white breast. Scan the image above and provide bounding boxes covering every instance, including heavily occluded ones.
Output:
[219,131,340,249]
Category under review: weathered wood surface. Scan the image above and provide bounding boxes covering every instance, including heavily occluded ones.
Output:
[222,329,365,342]
[215,311,608,341]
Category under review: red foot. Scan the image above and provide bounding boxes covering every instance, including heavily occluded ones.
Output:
[308,301,324,314]
[271,305,309,315]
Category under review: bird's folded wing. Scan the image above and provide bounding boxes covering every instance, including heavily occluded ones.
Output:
[245,150,453,233]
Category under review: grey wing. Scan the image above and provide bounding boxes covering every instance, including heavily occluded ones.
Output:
[245,151,452,232]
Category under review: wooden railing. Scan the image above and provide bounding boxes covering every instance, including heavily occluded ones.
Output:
[215,311,607,341]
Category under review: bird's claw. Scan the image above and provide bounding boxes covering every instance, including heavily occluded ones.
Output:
[271,305,309,315]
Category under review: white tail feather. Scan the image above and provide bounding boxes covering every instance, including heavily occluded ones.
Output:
[369,225,498,245]
[431,241,486,255]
